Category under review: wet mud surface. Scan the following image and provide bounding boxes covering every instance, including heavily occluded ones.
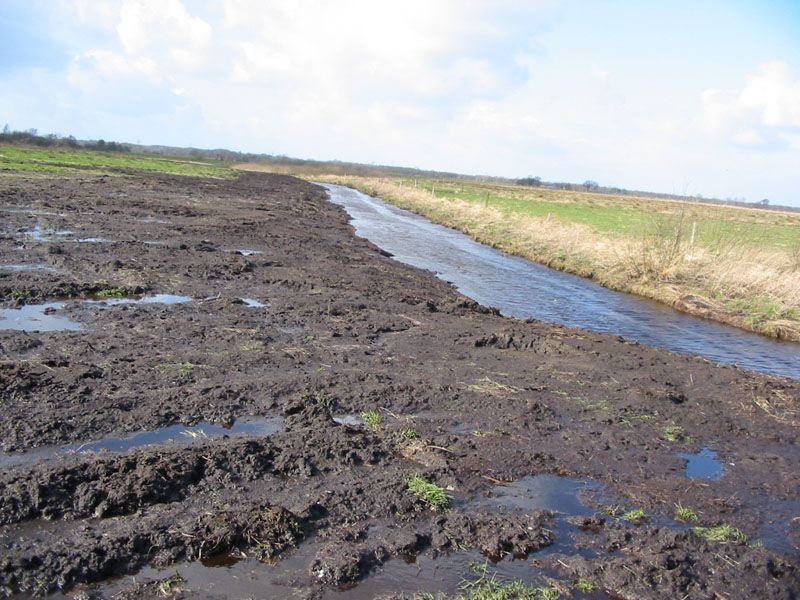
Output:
[0,171,798,598]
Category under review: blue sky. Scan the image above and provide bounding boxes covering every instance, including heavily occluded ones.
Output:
[1,1,799,205]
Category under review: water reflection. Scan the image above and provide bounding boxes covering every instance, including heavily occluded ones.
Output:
[323,184,800,379]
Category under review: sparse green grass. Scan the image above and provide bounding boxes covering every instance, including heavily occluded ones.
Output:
[662,423,689,443]
[621,508,648,525]
[694,524,748,544]
[0,145,235,178]
[401,428,420,440]
[601,505,621,517]
[407,562,560,600]
[95,287,127,298]
[573,578,597,593]
[361,409,384,429]
[674,503,699,522]
[10,289,28,301]
[407,475,451,510]
[411,582,558,600]
[574,396,612,413]
[619,408,655,428]
[155,571,187,596]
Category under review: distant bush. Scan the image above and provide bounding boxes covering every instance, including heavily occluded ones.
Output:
[516,176,542,187]
[0,127,129,152]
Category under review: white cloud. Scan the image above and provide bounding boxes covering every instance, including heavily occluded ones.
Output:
[116,0,213,67]
[8,1,798,205]
[591,66,609,81]
[702,61,800,147]
[56,0,561,161]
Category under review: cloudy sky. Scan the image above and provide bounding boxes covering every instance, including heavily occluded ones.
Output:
[2,1,799,205]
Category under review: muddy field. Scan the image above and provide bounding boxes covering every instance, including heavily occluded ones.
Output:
[0,170,798,599]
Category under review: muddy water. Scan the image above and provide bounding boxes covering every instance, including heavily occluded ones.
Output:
[87,293,192,306]
[323,184,800,380]
[240,297,266,308]
[0,294,193,332]
[679,447,724,480]
[0,416,283,469]
[0,302,82,332]
[78,474,606,599]
[0,263,61,273]
[80,549,605,600]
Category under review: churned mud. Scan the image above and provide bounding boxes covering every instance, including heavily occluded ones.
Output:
[0,170,798,598]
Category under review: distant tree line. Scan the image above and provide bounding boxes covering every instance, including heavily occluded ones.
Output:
[2,125,795,213]
[0,126,129,152]
[512,172,796,213]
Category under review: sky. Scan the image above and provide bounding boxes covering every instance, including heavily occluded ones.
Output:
[1,0,799,205]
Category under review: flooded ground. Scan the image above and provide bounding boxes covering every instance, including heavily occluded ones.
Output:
[0,301,82,331]
[679,447,724,480]
[0,294,193,333]
[0,416,283,469]
[0,171,797,598]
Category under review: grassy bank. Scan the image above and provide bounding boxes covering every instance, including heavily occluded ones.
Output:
[0,145,235,178]
[237,164,800,341]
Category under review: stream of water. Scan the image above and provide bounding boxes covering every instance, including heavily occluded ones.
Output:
[323,184,799,380]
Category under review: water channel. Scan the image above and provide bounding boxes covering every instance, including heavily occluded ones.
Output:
[323,184,799,380]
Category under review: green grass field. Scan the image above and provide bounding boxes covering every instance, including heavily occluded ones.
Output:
[420,179,800,251]
[0,145,235,179]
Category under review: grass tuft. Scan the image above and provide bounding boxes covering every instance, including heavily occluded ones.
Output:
[573,578,596,593]
[621,508,648,525]
[407,475,451,510]
[95,287,126,298]
[406,561,560,599]
[694,524,748,544]
[674,503,698,522]
[401,428,420,439]
[662,423,689,443]
[361,409,384,429]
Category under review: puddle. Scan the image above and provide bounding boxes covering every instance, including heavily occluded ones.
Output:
[68,542,598,600]
[0,302,82,332]
[24,224,74,241]
[76,237,115,243]
[476,474,603,516]
[87,293,193,306]
[333,414,364,426]
[67,544,319,600]
[324,551,602,600]
[241,298,266,308]
[758,498,800,555]
[471,474,620,560]
[0,416,283,469]
[233,249,263,256]
[134,217,170,224]
[1,207,64,216]
[0,263,61,273]
[0,295,193,332]
[678,447,724,480]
